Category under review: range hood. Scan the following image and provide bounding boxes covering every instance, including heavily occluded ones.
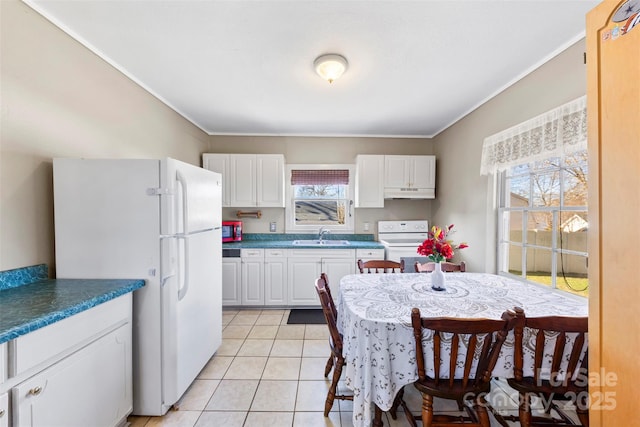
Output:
[384,187,435,199]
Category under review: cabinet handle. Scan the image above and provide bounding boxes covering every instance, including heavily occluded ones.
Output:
[29,386,43,396]
[0,409,5,417]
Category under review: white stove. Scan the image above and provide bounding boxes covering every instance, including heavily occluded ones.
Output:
[378,220,429,262]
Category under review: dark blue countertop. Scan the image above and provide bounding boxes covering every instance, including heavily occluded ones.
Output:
[222,233,385,249]
[0,266,144,344]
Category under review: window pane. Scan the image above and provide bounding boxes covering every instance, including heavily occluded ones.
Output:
[558,212,589,234]
[527,247,552,277]
[532,171,560,207]
[563,151,588,207]
[507,174,530,202]
[507,244,523,276]
[295,200,346,225]
[505,211,524,243]
[556,253,589,297]
[527,210,553,235]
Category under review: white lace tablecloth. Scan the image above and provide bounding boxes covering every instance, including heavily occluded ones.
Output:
[337,272,588,427]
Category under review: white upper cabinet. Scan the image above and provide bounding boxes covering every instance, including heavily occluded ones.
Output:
[203,154,230,206]
[229,155,257,207]
[203,153,285,207]
[384,155,435,199]
[355,155,384,208]
[256,155,285,207]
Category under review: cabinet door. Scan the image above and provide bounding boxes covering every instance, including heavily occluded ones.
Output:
[202,154,230,207]
[229,154,256,207]
[12,324,132,427]
[256,155,285,207]
[410,156,435,189]
[384,156,410,188]
[0,342,6,384]
[222,258,241,305]
[0,393,7,427]
[322,257,356,304]
[265,250,287,305]
[241,250,264,305]
[355,155,384,208]
[287,258,322,306]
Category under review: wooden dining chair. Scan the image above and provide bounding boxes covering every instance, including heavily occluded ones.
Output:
[357,259,404,273]
[319,273,339,378]
[315,275,353,416]
[506,308,589,427]
[415,261,466,273]
[410,307,519,427]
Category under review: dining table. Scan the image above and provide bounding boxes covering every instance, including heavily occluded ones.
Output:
[336,272,588,427]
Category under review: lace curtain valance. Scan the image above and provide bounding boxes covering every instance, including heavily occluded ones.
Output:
[480,96,587,175]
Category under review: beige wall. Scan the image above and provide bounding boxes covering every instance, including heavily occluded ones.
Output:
[432,39,587,273]
[0,0,209,272]
[0,0,588,274]
[209,136,435,234]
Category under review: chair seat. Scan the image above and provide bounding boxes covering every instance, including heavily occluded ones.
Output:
[507,377,586,397]
[414,378,491,401]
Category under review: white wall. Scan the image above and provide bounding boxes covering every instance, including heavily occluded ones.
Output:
[0,0,209,272]
[432,39,588,272]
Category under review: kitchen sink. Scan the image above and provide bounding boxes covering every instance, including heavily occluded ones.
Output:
[292,239,351,246]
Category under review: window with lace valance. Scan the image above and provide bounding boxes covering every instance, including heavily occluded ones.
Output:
[480,96,587,176]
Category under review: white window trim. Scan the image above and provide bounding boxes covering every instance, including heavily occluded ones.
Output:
[285,164,355,234]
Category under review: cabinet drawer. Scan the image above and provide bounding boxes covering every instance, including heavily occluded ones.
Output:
[264,249,285,258]
[241,249,264,258]
[356,249,385,259]
[11,295,131,376]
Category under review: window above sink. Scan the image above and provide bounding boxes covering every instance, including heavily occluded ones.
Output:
[285,164,355,233]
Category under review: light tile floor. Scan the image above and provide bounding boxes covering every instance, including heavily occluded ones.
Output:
[127,308,577,427]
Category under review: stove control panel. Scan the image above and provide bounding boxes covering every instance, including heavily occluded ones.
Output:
[378,220,429,234]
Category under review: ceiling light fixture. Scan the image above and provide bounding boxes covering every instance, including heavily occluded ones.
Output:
[314,54,348,83]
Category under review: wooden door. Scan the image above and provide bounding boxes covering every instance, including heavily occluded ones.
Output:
[587,1,640,424]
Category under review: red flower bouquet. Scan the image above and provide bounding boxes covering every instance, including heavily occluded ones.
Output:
[417,224,468,263]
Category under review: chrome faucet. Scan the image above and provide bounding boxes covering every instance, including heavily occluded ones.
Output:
[318,227,331,241]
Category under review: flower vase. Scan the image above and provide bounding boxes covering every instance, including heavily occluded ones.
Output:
[431,261,446,291]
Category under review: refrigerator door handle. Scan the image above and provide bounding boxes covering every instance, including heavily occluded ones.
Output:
[176,170,189,234]
[177,235,189,301]
[160,236,177,287]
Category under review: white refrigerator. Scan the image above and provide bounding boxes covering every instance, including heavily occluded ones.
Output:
[53,157,222,416]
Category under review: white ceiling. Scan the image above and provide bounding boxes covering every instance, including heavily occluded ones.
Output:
[25,0,598,138]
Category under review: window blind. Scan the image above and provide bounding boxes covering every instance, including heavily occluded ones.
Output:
[291,169,349,185]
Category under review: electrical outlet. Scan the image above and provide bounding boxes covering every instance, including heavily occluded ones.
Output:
[363,222,370,232]
[270,222,277,232]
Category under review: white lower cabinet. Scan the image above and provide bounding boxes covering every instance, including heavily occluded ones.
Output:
[322,257,356,303]
[1,295,133,427]
[222,257,241,305]
[287,249,356,306]
[264,250,287,306]
[0,392,7,427]
[12,323,131,427]
[228,247,378,306]
[287,257,322,306]
[241,249,264,305]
